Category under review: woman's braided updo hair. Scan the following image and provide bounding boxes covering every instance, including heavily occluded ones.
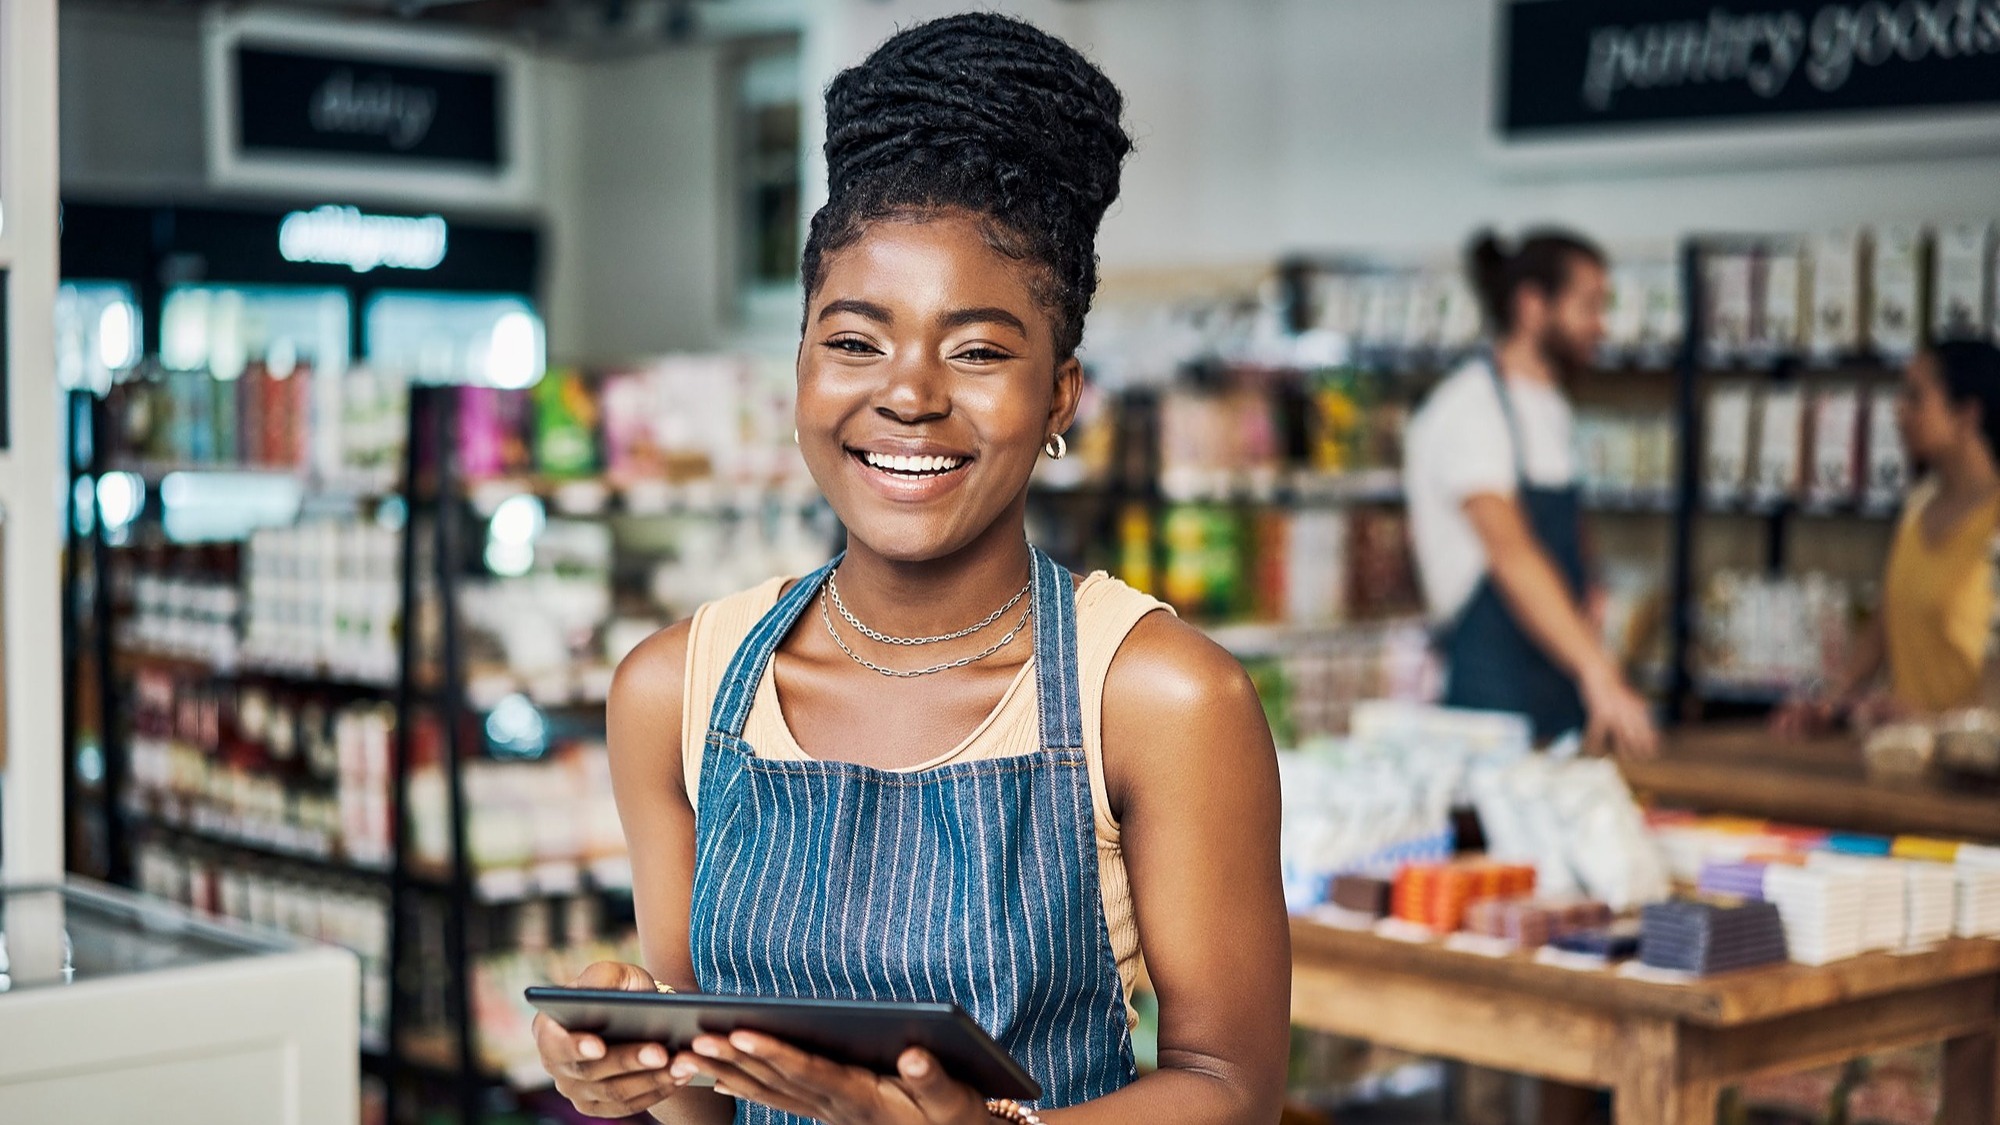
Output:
[803,13,1132,360]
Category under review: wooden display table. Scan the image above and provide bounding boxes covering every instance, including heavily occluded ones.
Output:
[1290,919,2000,1125]
[1621,726,2000,843]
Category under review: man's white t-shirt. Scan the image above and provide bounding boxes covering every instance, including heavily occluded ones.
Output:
[1404,357,1577,624]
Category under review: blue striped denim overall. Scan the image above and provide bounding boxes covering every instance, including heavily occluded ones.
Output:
[689,547,1137,1123]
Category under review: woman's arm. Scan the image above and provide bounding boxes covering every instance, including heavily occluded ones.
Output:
[1043,613,1290,1124]
[601,624,736,1125]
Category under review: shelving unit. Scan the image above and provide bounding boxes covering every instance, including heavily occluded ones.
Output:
[64,383,647,1125]
[1671,232,1919,719]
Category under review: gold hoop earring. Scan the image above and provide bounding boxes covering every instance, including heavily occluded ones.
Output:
[1044,433,1067,460]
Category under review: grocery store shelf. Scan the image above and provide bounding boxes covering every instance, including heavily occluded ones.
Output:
[113,646,421,697]
[129,814,394,883]
[101,461,397,499]
[1581,491,1676,515]
[463,474,824,519]
[133,815,633,904]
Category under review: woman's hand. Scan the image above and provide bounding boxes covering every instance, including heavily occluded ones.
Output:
[1772,694,1840,739]
[534,961,691,1119]
[683,1031,991,1125]
[1580,664,1659,759]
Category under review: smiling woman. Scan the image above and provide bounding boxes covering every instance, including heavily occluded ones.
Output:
[533,13,1290,1125]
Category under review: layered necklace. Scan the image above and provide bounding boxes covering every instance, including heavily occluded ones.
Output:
[821,571,1031,678]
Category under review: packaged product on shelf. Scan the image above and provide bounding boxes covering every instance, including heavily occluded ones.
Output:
[1466,755,1670,910]
[1281,509,1348,625]
[1932,223,1994,340]
[1704,252,1755,364]
[1389,860,1536,933]
[1752,384,1804,504]
[1809,230,1865,362]
[329,366,408,490]
[1699,570,1858,694]
[1865,383,1910,510]
[1346,507,1420,619]
[456,386,534,480]
[1871,226,1924,361]
[1806,384,1862,508]
[242,520,401,683]
[1276,741,1460,912]
[531,369,601,479]
[1703,383,1756,506]
[462,517,614,702]
[1639,261,1685,365]
[1605,265,1650,358]
[1160,504,1246,619]
[1760,249,1805,356]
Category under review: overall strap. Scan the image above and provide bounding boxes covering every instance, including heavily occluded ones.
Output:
[1030,546,1086,752]
[707,553,842,739]
[1484,352,1531,490]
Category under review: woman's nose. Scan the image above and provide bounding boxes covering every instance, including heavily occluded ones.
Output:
[876,350,950,423]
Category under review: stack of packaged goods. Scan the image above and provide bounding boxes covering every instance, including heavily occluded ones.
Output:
[1762,865,1867,965]
[1698,570,1861,696]
[125,542,243,666]
[124,666,400,869]
[101,359,408,491]
[1637,900,1789,974]
[241,521,403,685]
[1573,410,1679,508]
[1389,861,1538,933]
[402,739,629,898]
[1651,813,2000,959]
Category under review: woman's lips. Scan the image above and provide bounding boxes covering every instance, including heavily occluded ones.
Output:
[846,448,974,503]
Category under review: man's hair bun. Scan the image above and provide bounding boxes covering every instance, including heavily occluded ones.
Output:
[804,13,1132,359]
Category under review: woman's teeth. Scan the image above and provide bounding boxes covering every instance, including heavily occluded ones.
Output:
[860,451,967,475]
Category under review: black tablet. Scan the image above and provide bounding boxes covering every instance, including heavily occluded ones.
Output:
[524,987,1041,1102]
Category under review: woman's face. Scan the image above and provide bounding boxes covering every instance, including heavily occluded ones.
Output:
[1896,351,1971,464]
[797,212,1082,563]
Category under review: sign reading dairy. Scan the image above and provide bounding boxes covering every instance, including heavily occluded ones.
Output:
[1501,0,2000,137]
[235,45,503,168]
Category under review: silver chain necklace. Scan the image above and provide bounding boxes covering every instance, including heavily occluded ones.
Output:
[826,572,1030,647]
[821,590,1030,678]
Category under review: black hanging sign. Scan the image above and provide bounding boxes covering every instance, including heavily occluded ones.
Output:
[235,46,504,169]
[1501,0,2000,137]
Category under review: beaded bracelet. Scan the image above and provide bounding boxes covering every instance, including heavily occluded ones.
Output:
[984,1098,1046,1124]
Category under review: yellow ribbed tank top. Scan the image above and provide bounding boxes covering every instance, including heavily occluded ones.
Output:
[680,570,1170,1024]
[1883,481,2000,713]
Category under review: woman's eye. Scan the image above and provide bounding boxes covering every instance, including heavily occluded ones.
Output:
[824,337,879,355]
[954,347,1013,363]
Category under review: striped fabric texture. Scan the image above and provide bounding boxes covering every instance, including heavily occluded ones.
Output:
[689,549,1138,1122]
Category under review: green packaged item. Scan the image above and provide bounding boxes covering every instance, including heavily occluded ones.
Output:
[532,369,599,478]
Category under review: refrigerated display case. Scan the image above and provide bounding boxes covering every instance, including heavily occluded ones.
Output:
[0,879,358,1125]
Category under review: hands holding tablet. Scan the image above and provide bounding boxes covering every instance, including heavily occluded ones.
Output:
[677,1025,991,1124]
[532,962,998,1123]
[533,961,698,1118]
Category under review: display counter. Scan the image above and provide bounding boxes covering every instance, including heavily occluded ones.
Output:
[1622,725,2000,843]
[1290,917,2000,1125]
[0,879,358,1124]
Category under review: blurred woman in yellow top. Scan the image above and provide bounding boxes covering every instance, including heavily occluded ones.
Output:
[1777,340,2000,734]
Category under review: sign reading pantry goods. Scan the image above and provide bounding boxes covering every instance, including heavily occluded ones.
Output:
[1502,0,2000,137]
[235,46,504,168]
